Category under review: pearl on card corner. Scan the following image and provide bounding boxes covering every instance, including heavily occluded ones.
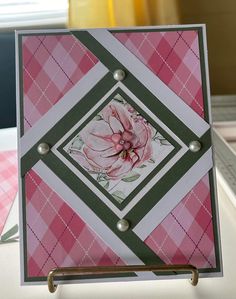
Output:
[116,219,130,232]
[189,141,201,152]
[113,69,126,81]
[37,143,50,155]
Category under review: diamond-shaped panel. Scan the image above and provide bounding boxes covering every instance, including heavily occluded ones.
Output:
[63,93,175,204]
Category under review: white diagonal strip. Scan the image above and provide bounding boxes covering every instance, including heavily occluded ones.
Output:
[32,160,148,273]
[133,148,213,241]
[20,62,108,157]
[88,29,209,137]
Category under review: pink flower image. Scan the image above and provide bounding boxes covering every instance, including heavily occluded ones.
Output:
[71,100,153,179]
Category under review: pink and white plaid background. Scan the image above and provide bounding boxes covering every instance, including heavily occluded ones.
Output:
[26,169,124,277]
[22,35,98,132]
[113,30,204,117]
[0,150,18,235]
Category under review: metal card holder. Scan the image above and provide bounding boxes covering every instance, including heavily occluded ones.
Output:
[47,264,199,293]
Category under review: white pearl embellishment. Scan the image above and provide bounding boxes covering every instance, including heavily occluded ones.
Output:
[189,141,201,152]
[116,219,130,232]
[113,69,126,81]
[37,143,50,155]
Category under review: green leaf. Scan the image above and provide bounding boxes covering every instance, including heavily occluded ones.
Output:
[97,173,109,189]
[147,158,155,163]
[71,137,84,150]
[112,190,126,204]
[153,131,164,139]
[1,224,18,242]
[113,94,125,103]
[121,172,141,182]
[87,170,99,175]
[98,179,109,189]
[160,139,171,146]
[94,115,103,121]
[97,173,107,181]
[138,164,147,168]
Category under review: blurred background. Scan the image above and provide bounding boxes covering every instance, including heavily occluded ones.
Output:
[0,0,236,128]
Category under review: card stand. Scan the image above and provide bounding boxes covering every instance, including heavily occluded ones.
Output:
[47,264,199,293]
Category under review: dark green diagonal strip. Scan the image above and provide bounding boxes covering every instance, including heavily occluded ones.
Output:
[72,30,201,144]
[126,129,212,226]
[21,73,115,176]
[42,152,167,268]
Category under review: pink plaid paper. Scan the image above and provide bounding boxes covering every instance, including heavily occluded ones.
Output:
[113,31,204,118]
[22,34,99,133]
[0,150,18,234]
[144,174,216,269]
[26,169,124,277]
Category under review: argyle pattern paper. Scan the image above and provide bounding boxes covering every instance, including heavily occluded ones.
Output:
[26,169,124,277]
[113,31,204,117]
[145,174,216,268]
[17,26,221,284]
[22,35,98,132]
[0,150,18,234]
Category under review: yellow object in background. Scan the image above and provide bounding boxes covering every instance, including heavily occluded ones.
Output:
[68,0,179,28]
[68,0,149,28]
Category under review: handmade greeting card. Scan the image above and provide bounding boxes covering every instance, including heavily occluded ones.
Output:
[16,25,222,284]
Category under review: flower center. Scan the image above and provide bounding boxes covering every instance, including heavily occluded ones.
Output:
[122,131,133,141]
[123,141,131,150]
[111,133,121,143]
[112,132,133,153]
